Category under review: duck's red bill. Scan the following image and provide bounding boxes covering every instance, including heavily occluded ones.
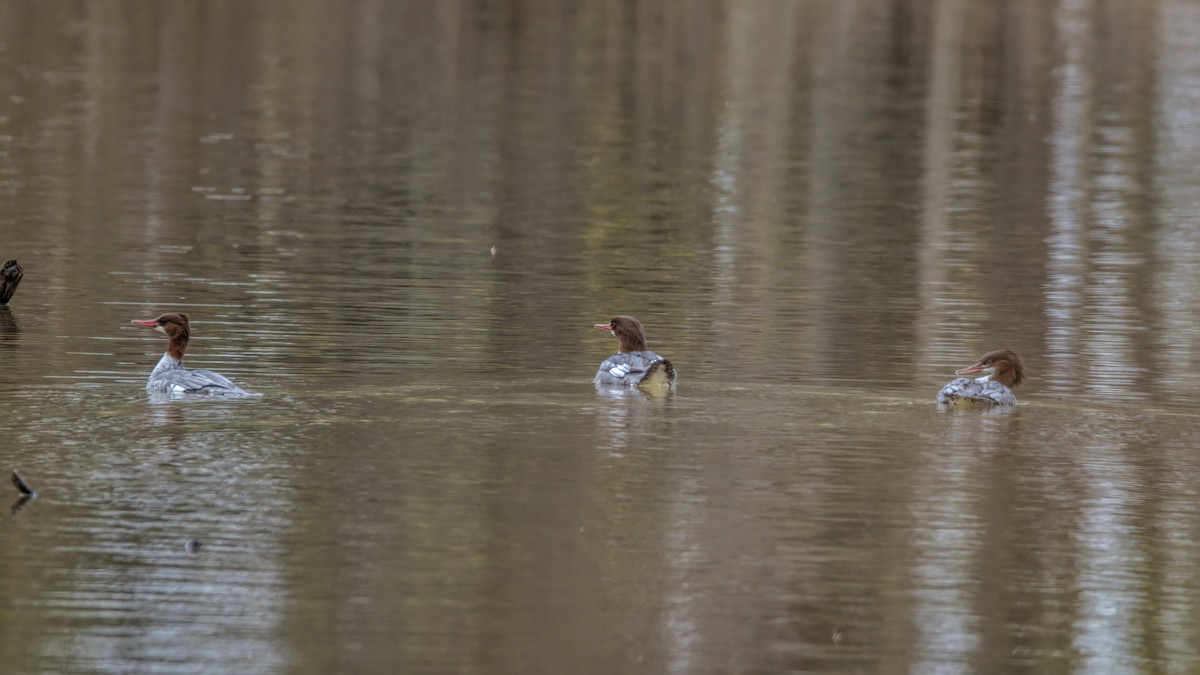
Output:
[955,362,985,375]
[593,323,613,331]
[130,319,158,326]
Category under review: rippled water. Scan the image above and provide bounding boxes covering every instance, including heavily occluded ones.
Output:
[3,1,1200,673]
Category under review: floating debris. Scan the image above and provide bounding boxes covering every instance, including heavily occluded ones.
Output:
[9,471,36,517]
[10,470,34,497]
[185,538,203,553]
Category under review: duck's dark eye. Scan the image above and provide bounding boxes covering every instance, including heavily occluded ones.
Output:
[157,318,166,325]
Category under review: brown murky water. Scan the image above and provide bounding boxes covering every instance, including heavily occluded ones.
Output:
[2,1,1200,673]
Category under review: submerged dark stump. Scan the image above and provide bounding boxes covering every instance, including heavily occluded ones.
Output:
[0,259,22,305]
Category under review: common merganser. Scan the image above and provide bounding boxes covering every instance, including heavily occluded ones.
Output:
[593,316,676,386]
[936,349,1024,406]
[131,313,257,396]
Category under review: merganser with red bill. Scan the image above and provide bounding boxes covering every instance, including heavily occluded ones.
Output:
[130,313,258,396]
[593,316,676,387]
[936,349,1024,406]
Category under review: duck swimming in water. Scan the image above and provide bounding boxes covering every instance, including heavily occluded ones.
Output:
[937,349,1024,406]
[593,316,676,387]
[131,313,257,396]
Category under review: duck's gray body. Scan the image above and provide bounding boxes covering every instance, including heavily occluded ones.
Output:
[146,353,256,396]
[936,377,1017,406]
[594,351,676,387]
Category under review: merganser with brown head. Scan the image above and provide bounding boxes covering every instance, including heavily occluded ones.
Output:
[593,316,676,387]
[130,313,257,396]
[936,349,1024,406]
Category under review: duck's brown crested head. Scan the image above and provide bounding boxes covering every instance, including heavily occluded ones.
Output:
[131,312,191,358]
[593,315,649,353]
[955,349,1024,388]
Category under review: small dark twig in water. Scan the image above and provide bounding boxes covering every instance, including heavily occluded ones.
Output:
[185,538,203,553]
[10,470,35,497]
[9,471,36,517]
[0,259,22,305]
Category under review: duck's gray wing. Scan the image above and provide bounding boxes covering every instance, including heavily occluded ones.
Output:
[594,351,676,386]
[596,353,649,385]
[937,378,1016,406]
[159,368,255,395]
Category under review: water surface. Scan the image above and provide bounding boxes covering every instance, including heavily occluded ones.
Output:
[2,1,1200,673]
